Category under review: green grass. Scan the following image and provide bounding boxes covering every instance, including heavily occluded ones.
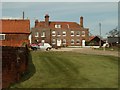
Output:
[11,51,118,88]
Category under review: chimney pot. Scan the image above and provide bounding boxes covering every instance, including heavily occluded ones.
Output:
[45,14,49,27]
[23,11,24,19]
[80,16,83,27]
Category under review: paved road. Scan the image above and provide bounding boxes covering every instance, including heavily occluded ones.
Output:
[51,48,119,57]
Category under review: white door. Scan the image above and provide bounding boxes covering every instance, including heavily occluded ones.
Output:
[57,39,61,46]
[82,40,85,46]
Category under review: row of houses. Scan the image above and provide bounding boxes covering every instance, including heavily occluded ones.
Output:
[0,14,89,47]
[0,14,119,47]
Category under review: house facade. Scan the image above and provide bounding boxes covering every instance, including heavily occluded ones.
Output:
[0,19,30,47]
[31,14,89,47]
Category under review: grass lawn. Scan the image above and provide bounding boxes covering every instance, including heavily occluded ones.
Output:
[11,51,118,88]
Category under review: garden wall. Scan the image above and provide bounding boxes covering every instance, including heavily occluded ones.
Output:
[1,46,29,88]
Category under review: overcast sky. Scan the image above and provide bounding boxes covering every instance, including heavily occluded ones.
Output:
[1,2,118,38]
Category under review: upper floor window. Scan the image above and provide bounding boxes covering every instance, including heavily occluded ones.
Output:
[52,31,56,36]
[76,31,80,36]
[57,32,61,36]
[63,31,66,36]
[35,32,39,37]
[82,31,85,37]
[71,31,74,36]
[55,24,61,28]
[41,31,45,37]
[0,34,5,40]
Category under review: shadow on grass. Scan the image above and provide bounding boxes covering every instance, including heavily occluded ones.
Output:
[10,51,36,88]
[20,51,36,82]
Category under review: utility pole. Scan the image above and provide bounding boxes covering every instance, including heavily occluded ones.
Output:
[99,23,101,47]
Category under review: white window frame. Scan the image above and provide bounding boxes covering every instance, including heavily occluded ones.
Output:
[82,31,85,37]
[41,31,45,37]
[76,39,80,44]
[0,34,5,40]
[76,31,80,36]
[55,24,61,28]
[63,39,66,44]
[71,31,74,36]
[57,32,61,36]
[52,31,56,36]
[71,39,74,45]
[63,31,66,36]
[35,32,39,37]
[52,39,56,45]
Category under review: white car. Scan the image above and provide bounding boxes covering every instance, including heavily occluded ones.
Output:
[38,43,52,51]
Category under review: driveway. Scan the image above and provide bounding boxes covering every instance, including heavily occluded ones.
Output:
[51,48,119,57]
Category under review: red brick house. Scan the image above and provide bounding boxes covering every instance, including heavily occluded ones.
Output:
[31,14,89,47]
[0,19,30,47]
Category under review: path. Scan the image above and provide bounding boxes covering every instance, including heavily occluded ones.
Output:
[51,48,119,57]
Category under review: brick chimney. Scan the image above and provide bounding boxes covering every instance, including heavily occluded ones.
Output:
[45,14,49,27]
[35,19,39,27]
[80,16,83,27]
[23,11,24,19]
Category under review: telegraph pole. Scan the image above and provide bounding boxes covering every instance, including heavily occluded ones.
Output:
[99,23,101,47]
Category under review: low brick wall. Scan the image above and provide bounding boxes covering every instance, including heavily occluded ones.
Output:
[1,46,29,88]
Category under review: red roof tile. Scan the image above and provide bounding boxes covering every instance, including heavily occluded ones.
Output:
[89,36,96,41]
[1,19,30,34]
[35,21,84,29]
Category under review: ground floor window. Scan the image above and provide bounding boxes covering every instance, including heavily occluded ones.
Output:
[62,39,66,44]
[0,34,6,40]
[52,39,56,45]
[71,39,74,45]
[76,39,80,44]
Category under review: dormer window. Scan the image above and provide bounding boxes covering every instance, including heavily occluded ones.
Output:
[55,24,61,28]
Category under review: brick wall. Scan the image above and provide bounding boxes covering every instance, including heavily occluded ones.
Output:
[31,28,89,47]
[1,46,29,88]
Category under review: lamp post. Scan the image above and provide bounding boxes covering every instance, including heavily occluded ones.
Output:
[99,23,101,47]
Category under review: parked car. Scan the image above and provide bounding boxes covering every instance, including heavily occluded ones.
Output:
[29,43,39,50]
[38,43,52,51]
